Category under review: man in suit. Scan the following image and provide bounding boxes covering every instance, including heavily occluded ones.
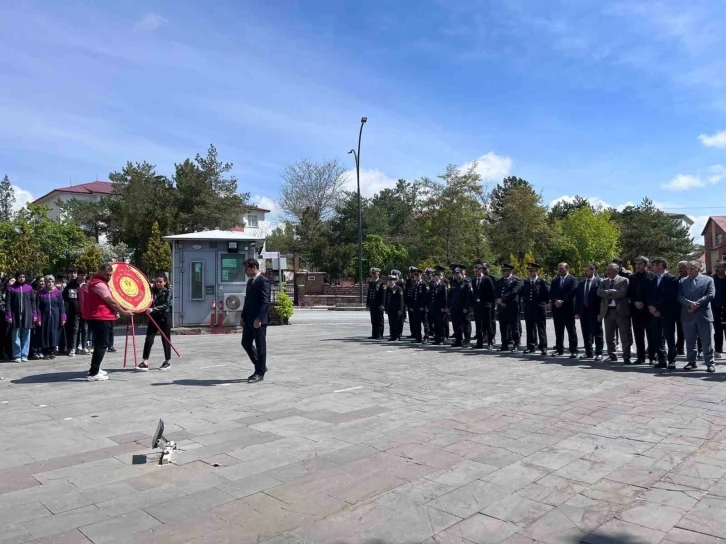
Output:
[647,257,679,369]
[678,261,716,372]
[598,263,633,364]
[429,269,448,345]
[366,268,385,339]
[712,261,726,358]
[449,266,472,347]
[471,263,496,349]
[675,260,689,355]
[384,275,405,341]
[550,262,579,358]
[521,262,549,355]
[629,256,655,364]
[241,259,270,383]
[575,263,603,361]
[410,268,430,344]
[495,263,523,352]
[404,266,416,338]
[481,263,498,348]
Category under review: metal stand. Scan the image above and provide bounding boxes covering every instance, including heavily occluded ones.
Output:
[151,419,177,465]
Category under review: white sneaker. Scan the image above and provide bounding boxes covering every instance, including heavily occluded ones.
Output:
[99,369,108,376]
[21,358,28,362]
[14,358,21,363]
[68,349,75,357]
[716,353,723,359]
[87,373,109,381]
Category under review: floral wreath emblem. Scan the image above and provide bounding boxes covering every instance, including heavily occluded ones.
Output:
[109,262,153,313]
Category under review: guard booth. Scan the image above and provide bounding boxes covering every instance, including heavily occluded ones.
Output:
[163,230,266,327]
[293,272,325,306]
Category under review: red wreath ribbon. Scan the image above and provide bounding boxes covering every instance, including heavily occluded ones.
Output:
[109,263,153,313]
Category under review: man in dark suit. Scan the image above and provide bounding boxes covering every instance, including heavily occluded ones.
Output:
[449,266,472,347]
[575,263,603,360]
[241,259,270,383]
[646,257,679,369]
[521,263,549,355]
[366,268,385,339]
[629,256,655,364]
[471,263,496,349]
[550,262,578,358]
[495,263,523,352]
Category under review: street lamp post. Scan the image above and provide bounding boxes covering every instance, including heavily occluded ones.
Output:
[348,116,367,304]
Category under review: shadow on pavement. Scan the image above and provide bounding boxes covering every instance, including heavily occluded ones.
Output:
[150,379,249,387]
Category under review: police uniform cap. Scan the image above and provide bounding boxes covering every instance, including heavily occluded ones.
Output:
[391,269,401,276]
[424,267,434,274]
[501,263,514,270]
[432,270,442,277]
[388,275,397,280]
[411,267,420,273]
[453,267,462,274]
[370,267,381,273]
[527,262,542,269]
[408,265,416,272]
[474,263,484,270]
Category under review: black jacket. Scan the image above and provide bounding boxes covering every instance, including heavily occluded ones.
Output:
[429,280,448,311]
[522,277,550,308]
[712,275,726,310]
[367,279,384,309]
[150,286,173,317]
[575,276,601,315]
[471,275,496,308]
[63,279,83,314]
[242,274,270,326]
[628,271,654,308]
[411,280,430,311]
[550,274,578,311]
[449,278,473,310]
[496,276,523,306]
[645,272,679,319]
[384,285,405,314]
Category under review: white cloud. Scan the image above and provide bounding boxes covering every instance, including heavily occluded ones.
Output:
[134,13,168,31]
[459,152,512,181]
[662,165,725,191]
[690,215,711,240]
[708,164,726,183]
[12,185,34,211]
[548,195,633,211]
[251,194,278,235]
[343,168,397,198]
[699,130,726,149]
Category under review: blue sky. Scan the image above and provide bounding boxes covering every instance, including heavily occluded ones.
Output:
[1,0,725,239]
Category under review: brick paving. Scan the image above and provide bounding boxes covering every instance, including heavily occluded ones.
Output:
[2,311,726,543]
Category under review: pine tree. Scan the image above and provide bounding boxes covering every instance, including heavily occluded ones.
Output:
[142,222,172,276]
[0,175,16,221]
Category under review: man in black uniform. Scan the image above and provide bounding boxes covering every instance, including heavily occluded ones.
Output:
[471,263,496,349]
[495,263,523,352]
[521,263,549,355]
[429,269,448,344]
[410,268,430,343]
[384,275,405,341]
[550,262,579,358]
[629,256,655,364]
[482,263,498,348]
[404,266,416,338]
[366,267,385,339]
[457,265,473,346]
[575,263,603,360]
[449,267,473,347]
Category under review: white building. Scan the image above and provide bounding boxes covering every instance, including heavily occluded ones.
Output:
[32,181,115,221]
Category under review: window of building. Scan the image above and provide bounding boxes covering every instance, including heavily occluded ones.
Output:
[221,254,246,282]
[248,214,259,228]
[190,261,204,300]
[717,233,724,246]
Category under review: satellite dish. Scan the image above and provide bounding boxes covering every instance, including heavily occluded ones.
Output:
[151,419,177,465]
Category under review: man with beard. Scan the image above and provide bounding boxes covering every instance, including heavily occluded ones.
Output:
[629,256,656,364]
[521,263,550,355]
[449,266,473,347]
[471,263,496,349]
[575,264,603,361]
[550,262,579,358]
[429,269,448,345]
[647,258,679,369]
[495,263,523,352]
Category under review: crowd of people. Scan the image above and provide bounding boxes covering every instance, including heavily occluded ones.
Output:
[366,257,726,373]
[1,265,174,380]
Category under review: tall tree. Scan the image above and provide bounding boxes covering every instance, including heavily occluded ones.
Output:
[354,234,409,279]
[107,162,176,263]
[141,222,172,275]
[548,196,595,222]
[278,158,347,222]
[74,243,104,273]
[58,197,112,242]
[174,144,250,232]
[610,198,695,264]
[487,176,553,263]
[0,174,16,221]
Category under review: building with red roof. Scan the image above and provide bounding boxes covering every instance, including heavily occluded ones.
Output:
[702,216,726,273]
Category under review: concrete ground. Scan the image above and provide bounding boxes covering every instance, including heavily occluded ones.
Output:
[2,310,726,544]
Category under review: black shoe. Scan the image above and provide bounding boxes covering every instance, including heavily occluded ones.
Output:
[137,362,149,371]
[635,359,646,365]
[594,355,603,361]
[655,362,667,369]
[667,363,676,369]
[608,355,618,362]
[452,342,463,348]
[107,347,117,353]
[50,353,56,359]
[510,346,518,353]
[473,343,483,349]
[523,348,535,354]
[707,365,716,373]
[247,373,257,381]
[540,349,547,356]
[569,353,577,359]
[623,359,633,365]
[683,363,698,371]
[677,349,685,356]
[433,341,442,345]
[248,374,264,383]
[579,353,593,360]
[550,351,563,357]
[159,361,171,370]
[43,354,51,360]
[388,338,397,342]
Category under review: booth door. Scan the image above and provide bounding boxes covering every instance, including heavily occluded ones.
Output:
[182,252,217,326]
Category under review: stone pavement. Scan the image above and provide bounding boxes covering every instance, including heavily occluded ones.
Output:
[3,311,726,543]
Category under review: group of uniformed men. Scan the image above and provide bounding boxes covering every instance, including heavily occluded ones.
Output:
[365,257,726,373]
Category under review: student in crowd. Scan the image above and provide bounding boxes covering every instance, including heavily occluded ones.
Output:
[138,273,173,371]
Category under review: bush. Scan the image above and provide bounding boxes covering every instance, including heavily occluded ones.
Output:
[274,285,294,323]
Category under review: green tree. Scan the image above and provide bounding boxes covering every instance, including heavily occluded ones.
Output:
[174,144,250,232]
[356,234,409,278]
[548,196,595,221]
[548,207,621,274]
[74,243,104,272]
[0,174,15,221]
[141,222,172,275]
[107,162,176,263]
[58,197,112,242]
[265,221,297,254]
[101,242,133,263]
[610,198,695,264]
[488,176,553,264]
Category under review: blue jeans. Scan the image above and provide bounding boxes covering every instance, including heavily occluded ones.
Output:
[12,328,31,359]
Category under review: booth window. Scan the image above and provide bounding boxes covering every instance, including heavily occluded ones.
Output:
[190,261,204,300]
[221,254,246,282]
[248,214,259,228]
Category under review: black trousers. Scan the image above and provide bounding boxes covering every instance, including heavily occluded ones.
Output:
[498,305,520,348]
[88,320,113,376]
[463,312,471,342]
[387,312,403,340]
[242,323,267,375]
[451,308,465,344]
[552,308,578,354]
[431,307,445,342]
[142,314,172,361]
[473,306,485,346]
[411,308,428,342]
[714,307,725,353]
[524,305,547,350]
[65,311,81,352]
[407,307,415,336]
[483,305,496,345]
[0,320,12,359]
[631,308,654,361]
[579,307,603,356]
[650,315,677,364]
[369,308,384,339]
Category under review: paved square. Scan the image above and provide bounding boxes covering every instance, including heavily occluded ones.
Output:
[3,311,726,543]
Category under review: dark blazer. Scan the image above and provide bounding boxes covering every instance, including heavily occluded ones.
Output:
[496,276,523,306]
[471,275,496,308]
[521,277,550,308]
[550,274,578,311]
[242,274,270,326]
[575,276,601,315]
[646,272,679,319]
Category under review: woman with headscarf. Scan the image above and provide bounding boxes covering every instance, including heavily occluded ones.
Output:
[138,273,173,371]
[0,276,16,360]
[37,275,66,360]
[5,271,38,362]
[29,277,45,360]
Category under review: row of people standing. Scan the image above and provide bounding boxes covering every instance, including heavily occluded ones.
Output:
[365,257,725,373]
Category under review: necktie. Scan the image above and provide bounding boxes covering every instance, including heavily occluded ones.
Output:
[610,279,614,289]
[584,279,590,307]
[657,275,661,287]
